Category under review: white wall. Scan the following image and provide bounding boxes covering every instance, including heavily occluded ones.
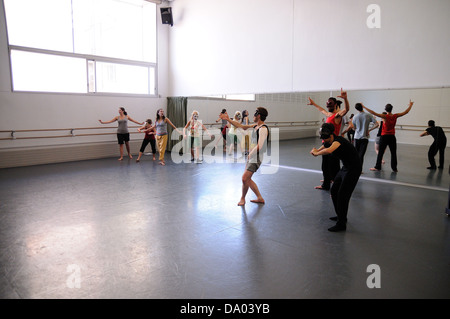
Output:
[169,0,294,96]
[187,92,326,125]
[169,0,450,96]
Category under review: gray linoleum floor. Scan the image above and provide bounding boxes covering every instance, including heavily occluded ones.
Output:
[0,137,449,299]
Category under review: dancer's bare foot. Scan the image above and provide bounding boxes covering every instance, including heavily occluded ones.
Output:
[136,158,140,162]
[250,198,265,204]
[237,199,245,206]
[152,156,156,161]
[128,154,133,159]
[370,167,380,171]
[118,157,123,161]
[382,160,385,164]
[159,161,165,166]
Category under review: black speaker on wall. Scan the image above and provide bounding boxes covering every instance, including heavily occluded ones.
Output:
[160,7,173,26]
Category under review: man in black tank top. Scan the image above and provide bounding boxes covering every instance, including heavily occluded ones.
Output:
[311,123,362,232]
[220,107,269,206]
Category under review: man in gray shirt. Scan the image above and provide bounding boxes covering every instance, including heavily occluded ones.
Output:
[352,103,379,169]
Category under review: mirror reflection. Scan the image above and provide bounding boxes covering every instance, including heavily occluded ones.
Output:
[187,87,449,189]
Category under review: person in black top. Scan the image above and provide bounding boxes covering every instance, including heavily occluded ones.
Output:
[420,120,447,170]
[311,123,362,232]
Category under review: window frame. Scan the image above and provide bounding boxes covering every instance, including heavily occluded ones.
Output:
[4,0,158,97]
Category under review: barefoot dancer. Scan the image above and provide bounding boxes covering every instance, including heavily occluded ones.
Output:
[99,107,143,161]
[220,107,269,206]
[153,108,181,166]
[136,119,156,162]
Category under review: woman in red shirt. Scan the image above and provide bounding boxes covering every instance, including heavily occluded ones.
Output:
[363,100,414,172]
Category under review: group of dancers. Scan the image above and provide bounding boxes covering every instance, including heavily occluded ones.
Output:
[99,108,178,165]
[99,88,447,232]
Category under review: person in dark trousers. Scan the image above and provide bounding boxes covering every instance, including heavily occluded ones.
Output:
[310,123,362,232]
[447,164,450,217]
[308,88,350,190]
[351,103,379,170]
[363,100,414,172]
[341,113,355,144]
[374,112,387,165]
[136,119,156,162]
[420,120,447,170]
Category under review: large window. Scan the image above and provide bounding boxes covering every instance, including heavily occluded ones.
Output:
[4,0,157,95]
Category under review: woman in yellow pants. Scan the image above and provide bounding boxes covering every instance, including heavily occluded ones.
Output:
[154,108,180,166]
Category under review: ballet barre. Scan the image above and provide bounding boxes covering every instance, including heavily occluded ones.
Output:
[3,121,440,141]
[203,120,320,128]
[396,124,450,132]
[0,126,143,141]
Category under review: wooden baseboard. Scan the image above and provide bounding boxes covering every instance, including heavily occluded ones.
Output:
[0,141,142,168]
[0,129,317,168]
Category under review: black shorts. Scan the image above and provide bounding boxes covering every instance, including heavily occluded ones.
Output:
[117,133,130,144]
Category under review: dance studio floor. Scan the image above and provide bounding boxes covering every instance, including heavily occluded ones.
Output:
[1,137,449,299]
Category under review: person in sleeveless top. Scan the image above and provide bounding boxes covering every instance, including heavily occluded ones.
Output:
[307,88,350,190]
[227,111,243,158]
[136,119,156,162]
[183,110,211,163]
[152,108,181,166]
[220,107,269,206]
[99,107,143,161]
[216,109,228,151]
[311,123,362,232]
[420,120,447,170]
[341,113,355,144]
[363,100,414,172]
[374,112,387,165]
[240,110,250,157]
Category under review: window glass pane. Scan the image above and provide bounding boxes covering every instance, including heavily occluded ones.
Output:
[88,60,96,93]
[10,50,87,93]
[4,0,73,52]
[72,0,156,62]
[226,94,256,101]
[149,67,156,95]
[96,62,149,94]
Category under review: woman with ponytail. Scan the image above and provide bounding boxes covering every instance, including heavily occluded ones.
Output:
[99,106,143,161]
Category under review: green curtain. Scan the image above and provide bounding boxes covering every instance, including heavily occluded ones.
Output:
[166,96,187,151]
